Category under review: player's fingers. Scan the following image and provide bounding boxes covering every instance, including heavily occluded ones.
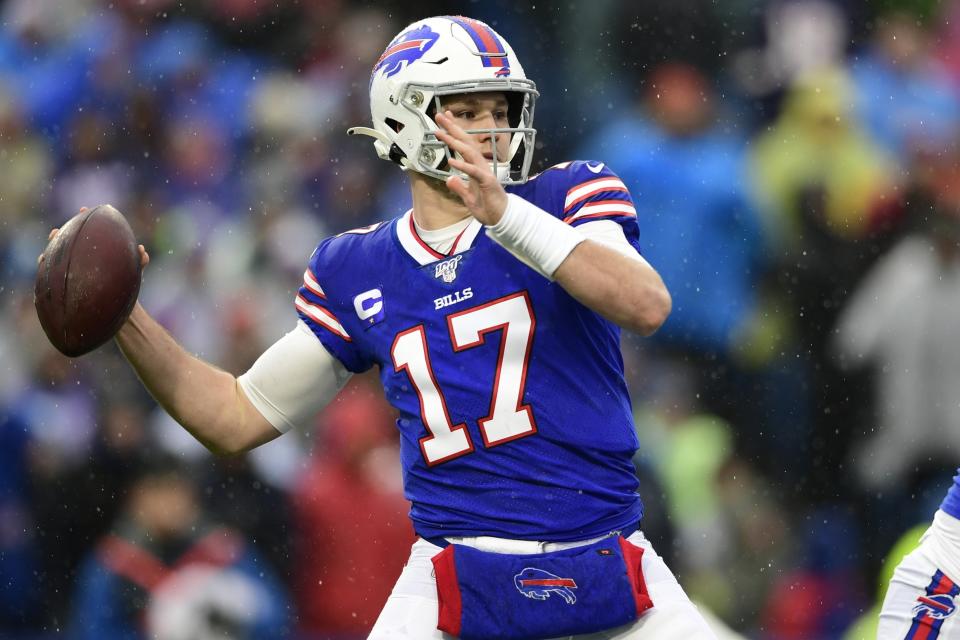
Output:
[47,227,60,241]
[448,156,497,189]
[447,158,489,188]
[435,113,487,162]
[435,111,468,138]
[79,207,88,214]
[445,175,469,200]
[138,245,150,268]
[445,176,478,209]
[434,128,472,157]
[436,127,486,166]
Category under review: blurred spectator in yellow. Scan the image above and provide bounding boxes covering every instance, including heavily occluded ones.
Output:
[751,67,898,244]
[0,83,52,235]
[634,362,792,633]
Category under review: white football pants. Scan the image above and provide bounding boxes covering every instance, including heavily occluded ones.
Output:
[368,530,717,640]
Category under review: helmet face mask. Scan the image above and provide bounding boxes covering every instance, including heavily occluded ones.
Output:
[349,16,539,185]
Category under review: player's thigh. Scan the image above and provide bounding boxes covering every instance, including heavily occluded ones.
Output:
[368,539,452,640]
[563,532,717,640]
[878,543,960,639]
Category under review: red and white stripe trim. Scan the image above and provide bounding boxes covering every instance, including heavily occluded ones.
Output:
[336,221,385,237]
[302,269,326,298]
[564,177,628,212]
[564,200,637,223]
[295,295,352,341]
[395,210,483,266]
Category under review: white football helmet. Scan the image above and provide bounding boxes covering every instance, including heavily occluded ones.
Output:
[348,16,538,184]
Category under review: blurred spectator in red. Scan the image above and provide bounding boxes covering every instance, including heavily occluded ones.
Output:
[759,506,867,640]
[933,0,960,90]
[292,375,413,639]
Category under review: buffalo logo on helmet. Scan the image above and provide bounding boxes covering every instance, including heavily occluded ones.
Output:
[912,594,957,620]
[374,24,440,79]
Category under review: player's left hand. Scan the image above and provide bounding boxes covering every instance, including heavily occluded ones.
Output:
[435,110,508,226]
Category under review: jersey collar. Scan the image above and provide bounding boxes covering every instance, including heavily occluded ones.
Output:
[395,209,484,266]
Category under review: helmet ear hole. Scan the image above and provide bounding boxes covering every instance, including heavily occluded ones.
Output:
[505,93,525,128]
[510,139,527,176]
[385,118,405,133]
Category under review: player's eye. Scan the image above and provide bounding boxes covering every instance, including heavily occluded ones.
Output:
[453,110,474,120]
[494,110,508,123]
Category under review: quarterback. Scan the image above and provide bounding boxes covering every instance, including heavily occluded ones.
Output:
[100,15,715,640]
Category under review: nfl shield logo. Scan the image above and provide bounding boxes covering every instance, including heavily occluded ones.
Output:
[435,255,462,283]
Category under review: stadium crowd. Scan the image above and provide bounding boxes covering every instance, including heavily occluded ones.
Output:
[1,0,960,638]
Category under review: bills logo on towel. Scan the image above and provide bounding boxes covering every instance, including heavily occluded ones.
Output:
[514,567,578,604]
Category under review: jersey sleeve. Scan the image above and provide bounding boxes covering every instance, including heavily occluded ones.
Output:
[559,161,642,254]
[294,242,373,373]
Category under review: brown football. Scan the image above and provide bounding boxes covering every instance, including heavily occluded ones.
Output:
[34,205,142,357]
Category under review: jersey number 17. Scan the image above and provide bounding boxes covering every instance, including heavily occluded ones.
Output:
[391,291,537,465]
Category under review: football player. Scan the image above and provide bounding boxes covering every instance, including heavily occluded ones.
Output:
[94,15,716,639]
[878,470,960,639]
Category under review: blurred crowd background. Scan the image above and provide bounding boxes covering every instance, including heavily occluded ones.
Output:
[2,0,960,638]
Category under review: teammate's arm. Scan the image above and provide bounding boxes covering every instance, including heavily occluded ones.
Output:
[435,111,671,336]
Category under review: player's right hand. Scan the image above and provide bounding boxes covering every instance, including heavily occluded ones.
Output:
[38,207,150,269]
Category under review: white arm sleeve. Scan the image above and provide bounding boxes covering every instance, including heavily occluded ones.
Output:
[238,320,353,433]
[577,219,652,266]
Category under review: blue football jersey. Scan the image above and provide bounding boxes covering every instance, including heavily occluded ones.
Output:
[942,468,960,520]
[296,161,644,541]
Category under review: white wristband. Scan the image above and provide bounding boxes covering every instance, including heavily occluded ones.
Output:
[485,194,586,280]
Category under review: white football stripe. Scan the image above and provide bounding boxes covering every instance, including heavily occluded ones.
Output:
[564,178,627,210]
[295,296,351,341]
[566,202,637,222]
[302,269,325,298]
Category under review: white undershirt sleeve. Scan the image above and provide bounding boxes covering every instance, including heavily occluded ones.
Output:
[576,219,652,266]
[238,320,353,433]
